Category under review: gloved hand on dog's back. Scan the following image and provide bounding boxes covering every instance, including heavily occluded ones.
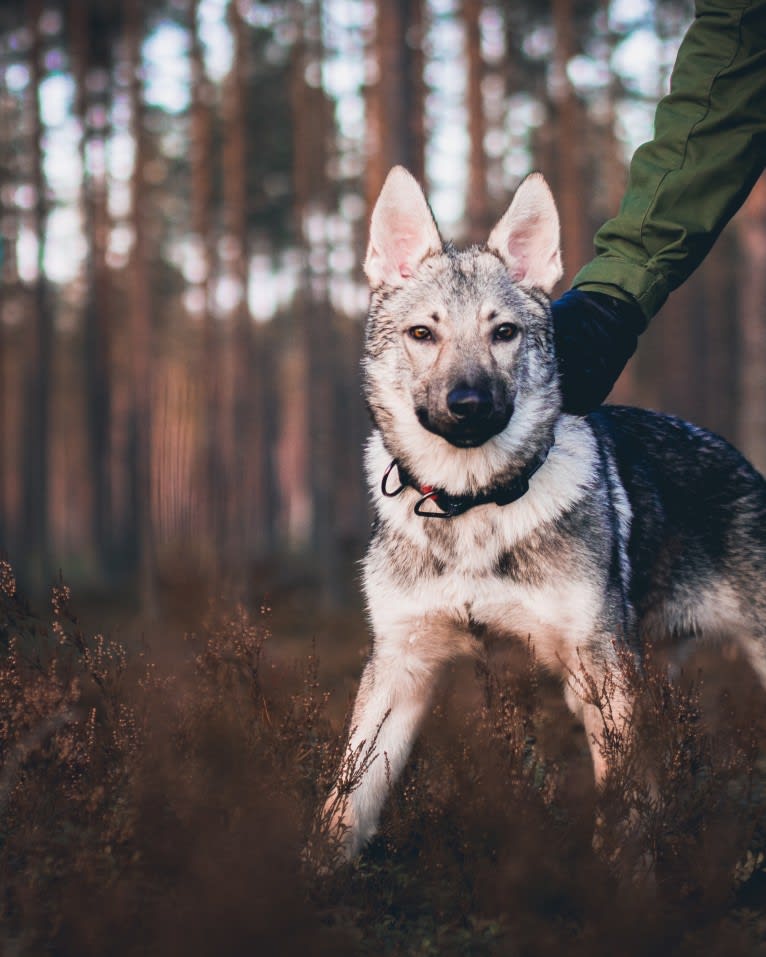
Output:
[551,289,648,416]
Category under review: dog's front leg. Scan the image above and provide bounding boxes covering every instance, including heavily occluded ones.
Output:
[323,614,470,861]
[324,643,437,860]
[564,644,634,787]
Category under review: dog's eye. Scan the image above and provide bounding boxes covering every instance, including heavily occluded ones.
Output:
[408,326,433,342]
[493,323,518,342]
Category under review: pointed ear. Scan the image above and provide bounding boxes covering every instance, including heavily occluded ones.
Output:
[364,166,442,289]
[487,173,563,294]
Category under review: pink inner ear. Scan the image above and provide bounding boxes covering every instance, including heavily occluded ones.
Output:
[508,253,527,283]
[390,234,420,279]
[367,183,441,286]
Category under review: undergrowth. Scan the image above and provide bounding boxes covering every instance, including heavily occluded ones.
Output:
[1,558,766,955]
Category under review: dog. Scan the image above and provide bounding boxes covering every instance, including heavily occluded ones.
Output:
[322,166,766,861]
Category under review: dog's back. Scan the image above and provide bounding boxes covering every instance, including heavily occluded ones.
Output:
[590,406,766,673]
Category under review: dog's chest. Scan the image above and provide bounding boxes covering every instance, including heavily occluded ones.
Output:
[368,507,600,670]
[446,543,596,667]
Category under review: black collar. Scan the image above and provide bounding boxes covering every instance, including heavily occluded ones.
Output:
[381,441,553,519]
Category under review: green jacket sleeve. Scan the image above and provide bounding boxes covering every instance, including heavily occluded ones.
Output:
[572,0,766,320]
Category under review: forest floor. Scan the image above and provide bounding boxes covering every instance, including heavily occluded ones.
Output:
[2,560,766,956]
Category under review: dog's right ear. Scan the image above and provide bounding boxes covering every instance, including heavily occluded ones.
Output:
[364,167,442,289]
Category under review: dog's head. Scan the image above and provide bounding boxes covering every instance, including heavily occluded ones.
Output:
[362,167,563,492]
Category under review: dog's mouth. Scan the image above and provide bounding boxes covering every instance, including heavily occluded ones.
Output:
[415,405,513,448]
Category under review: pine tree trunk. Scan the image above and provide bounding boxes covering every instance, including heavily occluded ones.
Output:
[698,233,737,439]
[125,0,156,613]
[596,0,634,404]
[464,0,491,242]
[366,0,427,214]
[737,173,766,471]
[222,0,276,575]
[71,0,114,578]
[290,1,342,607]
[189,0,220,568]
[550,0,586,289]
[23,0,52,592]
[0,120,6,550]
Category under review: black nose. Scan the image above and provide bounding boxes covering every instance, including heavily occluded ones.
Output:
[446,386,493,421]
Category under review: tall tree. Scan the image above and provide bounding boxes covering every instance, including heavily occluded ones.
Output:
[464,0,491,242]
[697,233,737,439]
[0,41,25,558]
[124,0,156,612]
[290,0,343,605]
[737,173,766,472]
[226,0,278,566]
[594,0,633,404]
[70,0,115,576]
[0,59,7,551]
[189,0,222,568]
[549,0,587,287]
[214,0,244,570]
[365,0,427,215]
[22,0,53,591]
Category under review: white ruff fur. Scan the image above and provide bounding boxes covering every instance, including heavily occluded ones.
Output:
[364,414,606,673]
[366,412,598,544]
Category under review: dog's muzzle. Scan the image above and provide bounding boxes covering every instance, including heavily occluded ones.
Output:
[417,386,513,448]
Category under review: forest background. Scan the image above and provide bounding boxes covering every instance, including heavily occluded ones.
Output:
[2,0,766,614]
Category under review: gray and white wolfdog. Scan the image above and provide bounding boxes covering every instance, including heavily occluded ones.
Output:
[323,166,766,861]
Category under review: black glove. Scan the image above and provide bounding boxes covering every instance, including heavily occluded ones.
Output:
[551,289,648,415]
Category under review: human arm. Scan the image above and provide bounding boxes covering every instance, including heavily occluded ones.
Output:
[555,0,766,414]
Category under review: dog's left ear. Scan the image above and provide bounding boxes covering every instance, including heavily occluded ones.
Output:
[487,173,563,294]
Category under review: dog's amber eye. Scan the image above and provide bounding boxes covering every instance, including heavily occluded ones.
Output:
[493,323,518,342]
[408,326,433,341]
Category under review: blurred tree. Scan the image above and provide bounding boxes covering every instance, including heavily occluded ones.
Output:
[70,0,118,576]
[464,0,491,242]
[550,0,588,285]
[365,0,427,213]
[218,0,247,568]
[0,7,25,561]
[290,0,345,605]
[125,0,156,613]
[22,0,53,591]
[224,0,278,566]
[594,0,636,405]
[0,54,8,550]
[189,0,220,567]
[737,173,766,472]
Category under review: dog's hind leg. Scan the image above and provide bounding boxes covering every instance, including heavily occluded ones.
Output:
[730,609,766,693]
[697,575,766,691]
[722,506,766,688]
[563,641,650,882]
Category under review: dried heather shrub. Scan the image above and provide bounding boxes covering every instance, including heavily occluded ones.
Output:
[0,559,765,956]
